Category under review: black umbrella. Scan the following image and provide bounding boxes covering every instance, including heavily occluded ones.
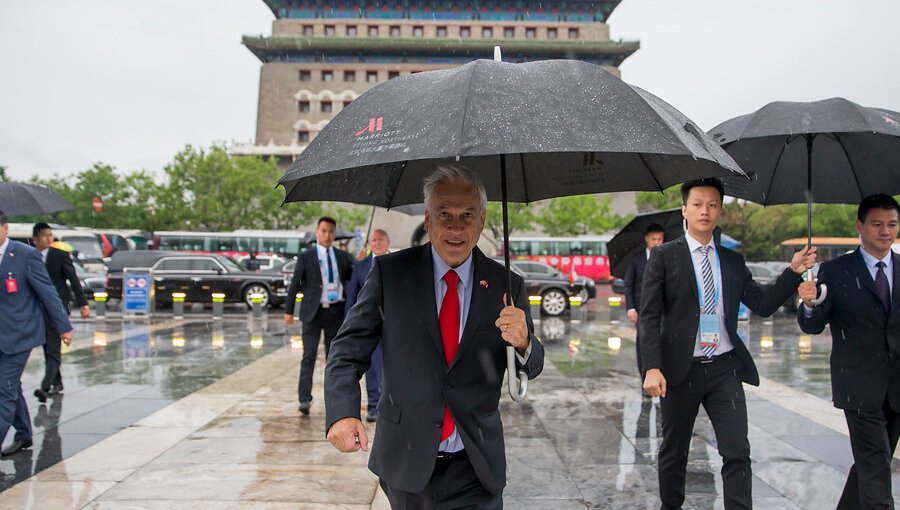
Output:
[0,182,74,217]
[279,56,746,400]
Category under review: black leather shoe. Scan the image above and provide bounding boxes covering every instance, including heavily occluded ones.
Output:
[366,411,378,423]
[48,384,64,395]
[34,389,49,403]
[1,438,33,457]
[298,401,311,415]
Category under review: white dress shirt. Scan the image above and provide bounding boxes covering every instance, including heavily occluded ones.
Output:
[685,233,734,357]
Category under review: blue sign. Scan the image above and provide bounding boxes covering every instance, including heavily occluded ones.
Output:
[123,271,152,314]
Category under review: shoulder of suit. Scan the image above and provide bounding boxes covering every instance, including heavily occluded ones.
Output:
[8,239,39,257]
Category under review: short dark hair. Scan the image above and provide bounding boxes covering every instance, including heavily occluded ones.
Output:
[33,222,52,238]
[0,210,6,225]
[317,216,337,228]
[681,178,725,204]
[858,194,900,223]
[645,223,665,235]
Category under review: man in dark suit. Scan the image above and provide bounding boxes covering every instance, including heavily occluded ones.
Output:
[0,211,73,457]
[345,228,390,423]
[798,194,900,509]
[32,223,90,403]
[624,222,665,382]
[325,165,544,509]
[640,178,816,509]
[284,216,354,415]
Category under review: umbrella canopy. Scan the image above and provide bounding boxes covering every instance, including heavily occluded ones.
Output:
[0,182,74,217]
[279,58,745,208]
[608,208,684,278]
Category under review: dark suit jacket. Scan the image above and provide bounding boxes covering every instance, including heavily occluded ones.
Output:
[624,250,648,311]
[284,245,354,322]
[639,236,802,387]
[0,240,72,355]
[797,249,900,413]
[345,253,373,316]
[45,247,87,309]
[324,245,544,495]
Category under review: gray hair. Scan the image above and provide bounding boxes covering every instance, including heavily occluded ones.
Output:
[422,164,487,213]
[371,228,390,241]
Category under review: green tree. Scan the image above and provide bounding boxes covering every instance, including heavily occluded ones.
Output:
[485,201,535,248]
[636,186,682,212]
[0,165,7,181]
[536,195,626,236]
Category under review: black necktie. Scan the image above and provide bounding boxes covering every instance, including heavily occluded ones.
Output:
[875,261,891,312]
[326,248,335,283]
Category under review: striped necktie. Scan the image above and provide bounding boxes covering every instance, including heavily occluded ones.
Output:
[699,245,718,358]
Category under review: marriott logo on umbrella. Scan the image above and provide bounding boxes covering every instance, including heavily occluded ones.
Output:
[355,117,384,136]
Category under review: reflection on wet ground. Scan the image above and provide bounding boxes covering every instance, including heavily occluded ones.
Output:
[1,296,898,508]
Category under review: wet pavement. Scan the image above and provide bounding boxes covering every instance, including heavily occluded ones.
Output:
[0,295,897,508]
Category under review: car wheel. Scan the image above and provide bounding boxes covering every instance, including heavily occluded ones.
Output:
[541,289,567,316]
[244,284,271,309]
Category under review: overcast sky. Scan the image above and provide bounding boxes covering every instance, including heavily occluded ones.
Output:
[2,0,898,182]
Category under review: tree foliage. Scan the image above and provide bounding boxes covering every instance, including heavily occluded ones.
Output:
[485,202,536,247]
[536,195,626,236]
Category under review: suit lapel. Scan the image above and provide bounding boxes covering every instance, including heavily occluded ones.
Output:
[450,248,488,370]
[0,242,13,277]
[676,237,699,304]
[891,251,900,313]
[848,248,881,304]
[717,247,734,312]
[417,245,444,358]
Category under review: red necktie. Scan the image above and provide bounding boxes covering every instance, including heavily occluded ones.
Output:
[439,270,460,441]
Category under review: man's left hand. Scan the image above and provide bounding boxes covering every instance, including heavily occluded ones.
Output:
[80,305,91,319]
[61,331,73,346]
[495,295,529,352]
[790,246,817,274]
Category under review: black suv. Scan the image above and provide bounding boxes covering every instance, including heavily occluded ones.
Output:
[106,251,288,308]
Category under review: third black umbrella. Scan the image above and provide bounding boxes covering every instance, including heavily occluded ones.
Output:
[0,181,73,217]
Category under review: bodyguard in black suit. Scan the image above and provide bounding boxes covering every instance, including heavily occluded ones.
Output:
[284,217,354,414]
[32,223,90,403]
[640,179,815,509]
[798,194,900,509]
[624,223,664,380]
[325,165,543,509]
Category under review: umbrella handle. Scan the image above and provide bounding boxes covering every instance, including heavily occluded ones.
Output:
[810,284,828,306]
[506,346,528,402]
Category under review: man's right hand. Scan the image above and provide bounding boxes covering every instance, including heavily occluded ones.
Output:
[627,309,638,324]
[61,331,74,347]
[284,313,295,326]
[643,368,667,398]
[798,281,818,307]
[327,417,369,453]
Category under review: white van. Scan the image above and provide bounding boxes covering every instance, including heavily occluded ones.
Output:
[6,223,106,272]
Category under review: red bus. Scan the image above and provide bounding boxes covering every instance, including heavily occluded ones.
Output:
[505,235,613,282]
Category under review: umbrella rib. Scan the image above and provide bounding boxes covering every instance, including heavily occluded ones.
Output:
[831,132,865,202]
[638,153,666,192]
[455,62,480,157]
[762,136,794,205]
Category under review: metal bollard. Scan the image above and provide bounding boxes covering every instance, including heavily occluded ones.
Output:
[251,293,264,319]
[607,296,622,324]
[293,293,303,321]
[172,292,186,319]
[93,291,108,319]
[212,292,225,319]
[569,296,584,321]
[528,295,542,322]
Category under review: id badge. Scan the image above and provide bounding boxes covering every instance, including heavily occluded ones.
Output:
[325,282,338,302]
[699,314,720,350]
[6,275,18,294]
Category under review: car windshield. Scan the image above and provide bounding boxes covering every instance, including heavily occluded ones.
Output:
[66,237,103,260]
[218,256,246,273]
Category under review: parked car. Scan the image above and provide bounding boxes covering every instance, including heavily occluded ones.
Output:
[492,258,587,316]
[235,254,288,272]
[73,262,106,302]
[612,278,626,296]
[106,251,288,308]
[508,260,597,302]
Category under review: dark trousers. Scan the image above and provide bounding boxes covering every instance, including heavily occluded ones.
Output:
[298,303,344,404]
[658,354,751,510]
[635,331,644,379]
[838,397,900,509]
[40,303,69,392]
[0,350,33,446]
[365,343,384,413]
[380,455,502,510]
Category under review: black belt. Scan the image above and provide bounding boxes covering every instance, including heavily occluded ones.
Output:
[436,449,467,462]
[692,351,734,364]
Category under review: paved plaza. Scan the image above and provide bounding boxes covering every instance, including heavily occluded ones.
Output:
[1,294,898,508]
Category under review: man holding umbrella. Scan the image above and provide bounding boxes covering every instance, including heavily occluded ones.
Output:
[640,178,816,509]
[798,194,900,509]
[325,165,543,509]
[624,222,664,386]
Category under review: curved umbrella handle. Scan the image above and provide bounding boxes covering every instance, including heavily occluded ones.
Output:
[810,283,828,306]
[506,345,528,402]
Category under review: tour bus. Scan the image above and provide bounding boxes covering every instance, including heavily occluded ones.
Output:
[151,230,308,259]
[6,223,106,272]
[505,235,613,282]
[780,237,900,263]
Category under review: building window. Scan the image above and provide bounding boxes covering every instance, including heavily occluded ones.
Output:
[568,28,579,39]
[298,131,310,143]
[504,27,515,38]
[547,28,558,39]
[302,25,314,36]
[460,26,471,38]
[321,101,333,113]
[482,27,493,38]
[298,101,310,112]
[413,25,424,37]
[324,25,335,36]
[299,70,311,81]
[366,71,378,83]
[344,70,356,82]
[525,27,536,39]
[388,71,400,79]
[368,25,378,37]
[322,70,333,81]
[436,26,447,37]
[346,25,357,36]
[390,25,401,37]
